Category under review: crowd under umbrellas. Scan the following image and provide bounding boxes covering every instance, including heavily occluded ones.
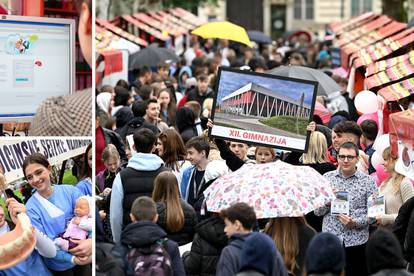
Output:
[95,16,414,276]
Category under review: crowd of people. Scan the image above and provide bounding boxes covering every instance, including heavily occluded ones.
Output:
[95,33,414,276]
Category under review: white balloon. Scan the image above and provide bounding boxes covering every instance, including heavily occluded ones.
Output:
[354,90,379,114]
[373,134,390,157]
[371,151,384,169]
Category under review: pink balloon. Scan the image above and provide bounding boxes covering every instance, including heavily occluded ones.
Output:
[375,164,390,187]
[357,112,379,126]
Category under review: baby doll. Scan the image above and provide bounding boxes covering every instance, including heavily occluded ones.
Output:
[55,196,92,251]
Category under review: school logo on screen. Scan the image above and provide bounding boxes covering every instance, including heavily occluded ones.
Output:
[5,34,38,55]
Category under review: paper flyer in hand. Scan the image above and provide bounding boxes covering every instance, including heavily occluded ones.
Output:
[368,195,385,218]
[331,191,349,215]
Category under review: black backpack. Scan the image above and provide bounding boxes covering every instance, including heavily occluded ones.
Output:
[96,242,125,276]
[126,238,173,276]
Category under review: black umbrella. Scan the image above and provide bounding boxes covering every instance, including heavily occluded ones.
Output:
[129,45,179,70]
[267,65,341,96]
[247,30,272,44]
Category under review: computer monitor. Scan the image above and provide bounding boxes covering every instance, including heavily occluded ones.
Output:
[0,15,75,122]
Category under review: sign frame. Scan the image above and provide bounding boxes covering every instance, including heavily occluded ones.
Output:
[209,67,318,153]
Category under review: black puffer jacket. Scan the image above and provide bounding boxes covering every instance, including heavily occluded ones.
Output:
[182,216,228,276]
[116,117,159,141]
[156,199,198,246]
[393,196,414,270]
[113,106,134,129]
[405,208,414,272]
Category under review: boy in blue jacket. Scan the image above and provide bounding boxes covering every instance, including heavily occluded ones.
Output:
[216,202,257,276]
[180,136,210,207]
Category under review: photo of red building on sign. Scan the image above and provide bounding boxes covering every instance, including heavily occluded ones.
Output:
[218,82,311,119]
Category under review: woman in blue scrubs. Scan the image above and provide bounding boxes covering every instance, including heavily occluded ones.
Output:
[23,153,92,276]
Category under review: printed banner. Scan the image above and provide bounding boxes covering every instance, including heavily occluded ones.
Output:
[0,138,91,183]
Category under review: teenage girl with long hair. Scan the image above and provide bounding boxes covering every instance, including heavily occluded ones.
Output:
[152,171,197,245]
[265,217,315,276]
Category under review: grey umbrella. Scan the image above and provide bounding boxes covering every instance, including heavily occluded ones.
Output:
[129,45,180,70]
[248,30,272,44]
[267,65,341,96]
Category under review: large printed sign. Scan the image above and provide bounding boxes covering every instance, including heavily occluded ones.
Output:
[0,138,90,183]
[389,109,414,179]
[210,68,318,152]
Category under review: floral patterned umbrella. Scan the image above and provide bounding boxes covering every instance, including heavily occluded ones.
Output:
[204,160,336,218]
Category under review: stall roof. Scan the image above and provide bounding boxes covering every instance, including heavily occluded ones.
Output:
[96,25,118,52]
[348,21,407,66]
[96,18,148,47]
[121,15,168,41]
[147,11,187,35]
[168,9,198,29]
[329,12,376,34]
[344,21,405,53]
[96,24,141,54]
[169,7,206,27]
[378,78,414,102]
[342,21,407,66]
[366,51,414,76]
[158,10,193,31]
[337,15,392,47]
[134,12,181,37]
[336,16,378,36]
[365,57,414,90]
[353,28,414,68]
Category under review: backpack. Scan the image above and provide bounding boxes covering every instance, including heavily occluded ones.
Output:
[96,242,125,276]
[127,238,173,276]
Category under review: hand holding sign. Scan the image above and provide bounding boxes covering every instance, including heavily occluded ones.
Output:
[375,217,383,225]
[207,118,214,129]
[338,214,356,228]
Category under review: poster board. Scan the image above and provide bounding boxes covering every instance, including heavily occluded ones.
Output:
[209,67,318,152]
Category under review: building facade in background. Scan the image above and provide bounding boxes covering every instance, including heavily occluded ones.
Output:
[197,0,226,22]
[265,0,382,39]
[197,0,383,40]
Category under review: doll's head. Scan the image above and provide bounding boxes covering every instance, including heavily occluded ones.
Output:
[75,198,89,217]
[75,196,93,217]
